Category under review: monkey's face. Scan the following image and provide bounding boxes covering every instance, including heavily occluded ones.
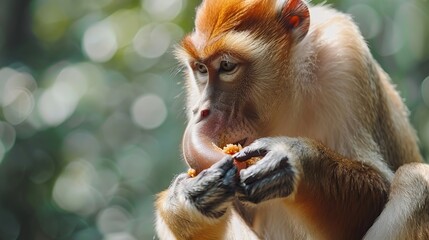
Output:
[177,0,309,173]
[178,41,290,173]
[180,53,262,173]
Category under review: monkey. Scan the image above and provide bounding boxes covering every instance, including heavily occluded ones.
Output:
[155,0,429,239]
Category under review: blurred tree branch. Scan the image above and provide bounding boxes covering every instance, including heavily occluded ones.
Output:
[0,0,32,66]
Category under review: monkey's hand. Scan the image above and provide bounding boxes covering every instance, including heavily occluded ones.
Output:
[155,156,237,239]
[182,156,237,217]
[234,137,305,204]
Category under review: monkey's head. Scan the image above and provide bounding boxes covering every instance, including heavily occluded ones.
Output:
[177,0,310,173]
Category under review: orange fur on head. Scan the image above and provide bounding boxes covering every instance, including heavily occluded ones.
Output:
[182,0,276,60]
[180,0,310,62]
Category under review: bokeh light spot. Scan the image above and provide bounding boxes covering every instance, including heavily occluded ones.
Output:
[122,46,159,72]
[133,23,171,59]
[347,4,381,39]
[38,86,78,126]
[63,130,100,160]
[0,121,16,151]
[117,146,152,188]
[32,1,69,42]
[131,94,167,130]
[0,69,37,107]
[83,21,118,62]
[395,3,426,62]
[108,9,142,48]
[37,65,88,127]
[143,0,183,21]
[3,89,35,125]
[101,112,137,149]
[52,160,102,215]
[57,66,88,96]
[93,168,119,197]
[104,232,137,240]
[378,17,404,56]
[96,206,131,234]
[0,68,37,125]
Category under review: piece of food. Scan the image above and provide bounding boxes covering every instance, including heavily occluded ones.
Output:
[222,144,260,171]
[222,143,243,155]
[187,168,197,178]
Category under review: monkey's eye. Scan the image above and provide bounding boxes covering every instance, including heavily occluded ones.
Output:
[195,62,208,74]
[219,60,237,73]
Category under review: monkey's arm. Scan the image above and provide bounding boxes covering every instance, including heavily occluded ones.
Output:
[155,157,237,240]
[235,137,390,240]
[364,163,429,240]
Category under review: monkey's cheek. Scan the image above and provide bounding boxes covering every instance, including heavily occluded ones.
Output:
[182,125,227,174]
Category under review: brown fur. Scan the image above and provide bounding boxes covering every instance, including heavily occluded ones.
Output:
[291,140,389,239]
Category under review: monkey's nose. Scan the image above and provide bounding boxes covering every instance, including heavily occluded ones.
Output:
[200,109,210,119]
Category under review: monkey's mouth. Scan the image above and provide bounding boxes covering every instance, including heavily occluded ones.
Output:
[183,124,252,173]
[232,137,248,147]
[217,137,248,149]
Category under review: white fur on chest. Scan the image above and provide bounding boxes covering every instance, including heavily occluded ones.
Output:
[229,199,309,240]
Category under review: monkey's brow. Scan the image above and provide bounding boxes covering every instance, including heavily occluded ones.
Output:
[181,29,261,63]
[220,53,235,61]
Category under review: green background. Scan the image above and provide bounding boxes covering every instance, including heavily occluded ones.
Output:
[0,0,428,239]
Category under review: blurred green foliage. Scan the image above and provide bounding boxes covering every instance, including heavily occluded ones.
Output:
[0,0,428,239]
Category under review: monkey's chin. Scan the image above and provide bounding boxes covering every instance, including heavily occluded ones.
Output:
[182,125,228,174]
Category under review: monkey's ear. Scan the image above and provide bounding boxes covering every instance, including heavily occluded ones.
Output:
[278,0,310,42]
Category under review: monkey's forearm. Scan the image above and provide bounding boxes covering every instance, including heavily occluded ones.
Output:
[293,141,390,240]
